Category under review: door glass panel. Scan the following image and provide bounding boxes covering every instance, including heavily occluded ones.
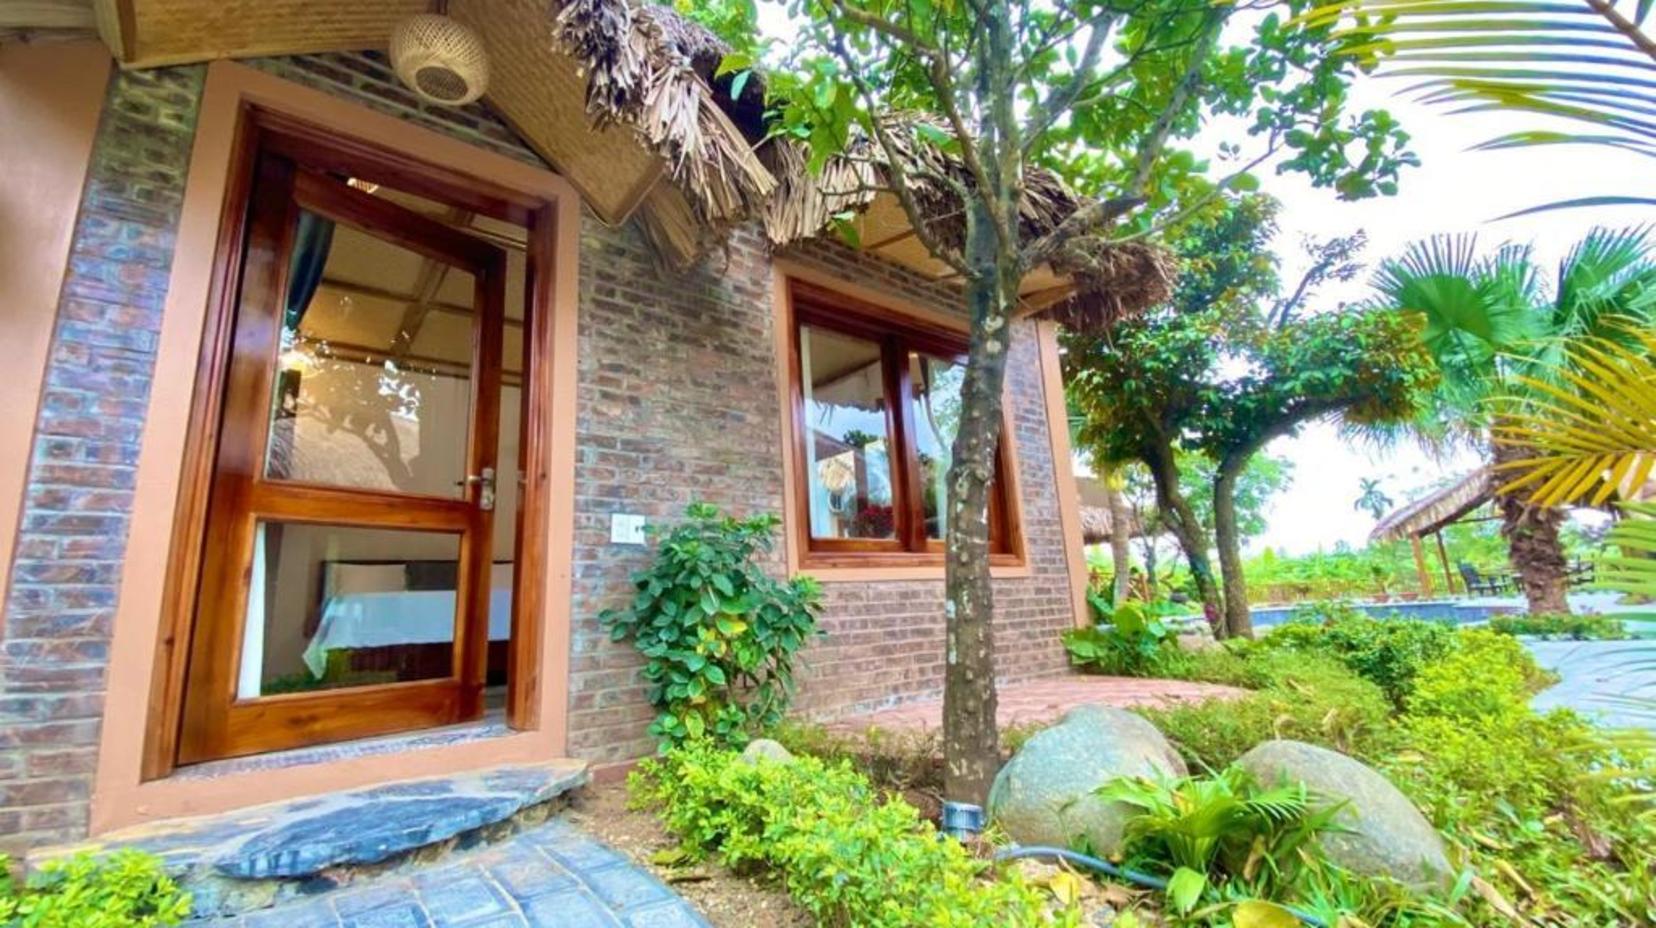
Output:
[911,353,966,540]
[236,521,474,699]
[799,326,897,540]
[264,212,477,498]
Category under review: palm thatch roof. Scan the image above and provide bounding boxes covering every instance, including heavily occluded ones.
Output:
[6,0,1177,328]
[550,0,1174,328]
[1369,468,1492,544]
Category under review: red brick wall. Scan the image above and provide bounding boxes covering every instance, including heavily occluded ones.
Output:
[566,229,1078,762]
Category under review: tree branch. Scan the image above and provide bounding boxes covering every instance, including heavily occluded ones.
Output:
[1021,195,1146,269]
[1123,12,1224,198]
[1021,11,1116,145]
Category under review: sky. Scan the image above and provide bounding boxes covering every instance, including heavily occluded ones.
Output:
[750,4,1649,556]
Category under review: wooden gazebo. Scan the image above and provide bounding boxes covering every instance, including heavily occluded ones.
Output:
[1368,468,1493,596]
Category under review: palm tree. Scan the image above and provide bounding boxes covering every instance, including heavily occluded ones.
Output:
[1353,477,1394,520]
[1305,0,1656,215]
[1372,227,1656,613]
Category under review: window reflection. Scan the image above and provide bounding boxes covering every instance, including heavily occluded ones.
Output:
[910,353,966,540]
[800,326,897,540]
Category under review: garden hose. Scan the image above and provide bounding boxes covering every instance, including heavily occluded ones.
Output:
[991,845,1329,928]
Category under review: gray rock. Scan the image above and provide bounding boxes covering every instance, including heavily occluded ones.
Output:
[988,705,1186,855]
[1236,740,1451,887]
[738,738,795,765]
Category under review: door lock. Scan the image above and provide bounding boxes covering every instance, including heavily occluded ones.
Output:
[461,467,496,511]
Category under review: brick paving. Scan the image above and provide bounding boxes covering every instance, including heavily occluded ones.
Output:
[211,818,707,927]
[834,674,1247,733]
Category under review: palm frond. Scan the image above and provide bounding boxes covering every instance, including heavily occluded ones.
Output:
[1600,501,1656,596]
[1492,326,1656,507]
[1300,0,1656,214]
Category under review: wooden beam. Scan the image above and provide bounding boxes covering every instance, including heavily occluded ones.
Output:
[89,0,129,61]
[0,0,95,30]
[1434,531,1457,595]
[1410,535,1434,597]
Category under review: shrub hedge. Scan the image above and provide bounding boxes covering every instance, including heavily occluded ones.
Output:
[0,850,190,928]
[634,743,1074,927]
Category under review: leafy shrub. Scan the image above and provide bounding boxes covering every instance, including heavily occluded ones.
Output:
[1487,612,1627,640]
[1142,652,1393,769]
[0,850,190,927]
[633,743,1073,927]
[1261,609,1457,705]
[602,503,822,748]
[1062,595,1188,677]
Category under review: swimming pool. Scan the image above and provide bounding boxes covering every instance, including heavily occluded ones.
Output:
[1248,599,1513,627]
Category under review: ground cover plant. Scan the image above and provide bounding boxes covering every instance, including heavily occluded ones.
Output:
[632,743,1070,927]
[0,850,190,928]
[601,503,822,748]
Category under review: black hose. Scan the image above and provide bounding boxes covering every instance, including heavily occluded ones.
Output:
[991,845,1328,928]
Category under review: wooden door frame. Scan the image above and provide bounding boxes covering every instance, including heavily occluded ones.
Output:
[140,98,566,781]
[174,162,511,764]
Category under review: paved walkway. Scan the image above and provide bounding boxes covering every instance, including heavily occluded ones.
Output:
[835,674,1246,733]
[1528,639,1656,731]
[214,818,707,927]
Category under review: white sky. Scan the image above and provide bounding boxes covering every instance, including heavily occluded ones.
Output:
[751,4,1650,556]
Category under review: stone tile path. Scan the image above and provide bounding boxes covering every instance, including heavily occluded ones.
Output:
[835,674,1245,733]
[1528,639,1656,731]
[209,818,707,927]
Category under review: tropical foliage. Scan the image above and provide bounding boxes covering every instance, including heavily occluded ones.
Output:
[1069,196,1437,636]
[1305,0,1656,215]
[1370,227,1656,613]
[600,503,822,748]
[696,0,1422,803]
[1062,595,1185,677]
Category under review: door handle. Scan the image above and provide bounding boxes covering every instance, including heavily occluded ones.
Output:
[460,467,496,511]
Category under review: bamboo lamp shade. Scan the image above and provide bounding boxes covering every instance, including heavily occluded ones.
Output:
[389,13,490,106]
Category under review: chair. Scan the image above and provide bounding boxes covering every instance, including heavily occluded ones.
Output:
[1458,562,1510,596]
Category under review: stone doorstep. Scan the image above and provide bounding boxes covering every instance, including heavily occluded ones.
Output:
[27,760,589,920]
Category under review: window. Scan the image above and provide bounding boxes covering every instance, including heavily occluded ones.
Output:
[788,281,1020,566]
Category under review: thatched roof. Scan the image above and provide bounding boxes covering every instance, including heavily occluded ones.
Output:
[9,0,1177,328]
[758,121,1175,332]
[1369,468,1492,543]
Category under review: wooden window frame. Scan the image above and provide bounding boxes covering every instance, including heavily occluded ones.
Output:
[784,279,1025,570]
[140,105,562,780]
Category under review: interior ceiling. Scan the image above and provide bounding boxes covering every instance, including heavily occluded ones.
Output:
[0,0,1077,309]
[300,184,527,376]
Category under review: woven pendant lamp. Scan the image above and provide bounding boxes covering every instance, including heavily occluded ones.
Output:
[390,12,490,106]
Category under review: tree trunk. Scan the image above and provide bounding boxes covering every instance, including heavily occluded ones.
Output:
[1106,466,1132,603]
[1145,444,1222,630]
[1213,464,1253,638]
[1493,438,1571,615]
[940,207,1018,806]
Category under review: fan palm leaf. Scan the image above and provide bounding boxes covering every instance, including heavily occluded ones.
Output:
[1301,0,1656,214]
[1492,326,1656,507]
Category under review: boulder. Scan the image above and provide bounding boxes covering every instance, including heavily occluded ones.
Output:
[1236,740,1451,887]
[738,738,795,766]
[988,705,1186,855]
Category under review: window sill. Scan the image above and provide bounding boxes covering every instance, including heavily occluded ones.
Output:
[797,552,1030,583]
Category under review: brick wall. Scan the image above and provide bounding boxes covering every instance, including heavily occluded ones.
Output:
[0,65,202,856]
[565,230,1077,762]
[0,51,1078,846]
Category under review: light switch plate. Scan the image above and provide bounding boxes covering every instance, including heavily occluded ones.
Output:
[610,513,647,545]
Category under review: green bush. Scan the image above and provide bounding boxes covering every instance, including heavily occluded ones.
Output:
[1142,651,1393,769]
[0,850,190,928]
[601,503,822,748]
[1260,608,1457,705]
[633,743,1073,927]
[1061,594,1189,677]
[1487,612,1627,640]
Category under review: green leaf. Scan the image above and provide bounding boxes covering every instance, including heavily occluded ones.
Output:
[1167,867,1207,914]
[704,665,728,686]
[1233,900,1299,928]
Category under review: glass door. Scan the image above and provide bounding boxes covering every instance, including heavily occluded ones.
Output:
[177,155,509,763]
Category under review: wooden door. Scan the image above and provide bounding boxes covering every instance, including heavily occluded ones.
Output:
[177,155,508,764]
